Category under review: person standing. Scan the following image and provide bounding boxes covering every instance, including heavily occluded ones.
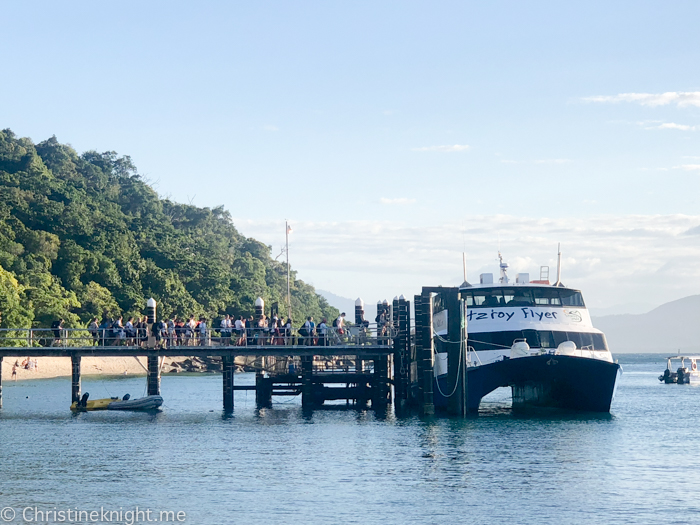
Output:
[167,317,176,348]
[125,317,136,346]
[88,317,99,346]
[51,318,64,346]
[318,318,328,347]
[199,317,208,346]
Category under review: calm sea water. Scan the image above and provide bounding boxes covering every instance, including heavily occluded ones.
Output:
[0,354,698,524]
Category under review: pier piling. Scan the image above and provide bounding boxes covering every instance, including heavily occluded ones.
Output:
[301,356,313,406]
[393,296,411,409]
[223,356,235,412]
[444,288,468,416]
[420,290,435,415]
[147,355,160,396]
[71,354,81,405]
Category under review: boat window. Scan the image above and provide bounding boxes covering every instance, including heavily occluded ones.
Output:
[560,289,584,307]
[501,289,515,305]
[503,289,535,306]
[463,287,585,308]
[592,333,607,351]
[552,331,569,347]
[521,329,540,348]
[537,331,555,348]
[578,332,595,349]
[533,288,562,306]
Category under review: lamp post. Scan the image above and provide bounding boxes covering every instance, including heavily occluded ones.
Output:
[286,220,292,320]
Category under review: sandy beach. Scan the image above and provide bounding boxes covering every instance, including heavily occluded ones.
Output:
[1,356,177,381]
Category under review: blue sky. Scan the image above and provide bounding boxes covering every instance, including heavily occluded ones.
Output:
[2,1,699,313]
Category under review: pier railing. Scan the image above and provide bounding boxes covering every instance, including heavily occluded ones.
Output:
[0,324,397,350]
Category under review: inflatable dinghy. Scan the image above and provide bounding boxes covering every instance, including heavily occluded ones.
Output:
[71,392,163,411]
[107,394,163,411]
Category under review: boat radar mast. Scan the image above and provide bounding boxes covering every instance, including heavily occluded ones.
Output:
[498,252,509,283]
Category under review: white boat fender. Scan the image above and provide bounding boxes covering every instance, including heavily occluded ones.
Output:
[510,341,530,359]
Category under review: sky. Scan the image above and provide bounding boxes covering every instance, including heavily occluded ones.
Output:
[1,1,699,314]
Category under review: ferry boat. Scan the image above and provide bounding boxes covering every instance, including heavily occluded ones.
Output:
[433,252,621,412]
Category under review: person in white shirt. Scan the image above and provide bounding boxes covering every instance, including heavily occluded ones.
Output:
[221,315,231,345]
[234,316,244,345]
[318,318,328,346]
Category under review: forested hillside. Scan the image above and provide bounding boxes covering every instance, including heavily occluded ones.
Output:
[0,129,338,328]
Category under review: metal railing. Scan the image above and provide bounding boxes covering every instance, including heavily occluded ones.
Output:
[0,324,397,349]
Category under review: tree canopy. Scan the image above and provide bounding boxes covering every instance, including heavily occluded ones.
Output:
[0,129,338,328]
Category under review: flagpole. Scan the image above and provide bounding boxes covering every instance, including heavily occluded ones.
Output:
[286,220,291,320]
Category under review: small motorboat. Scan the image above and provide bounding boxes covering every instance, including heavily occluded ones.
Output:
[70,392,163,411]
[107,393,163,411]
[659,356,700,384]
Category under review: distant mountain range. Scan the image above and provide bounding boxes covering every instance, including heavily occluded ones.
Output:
[592,295,700,354]
[322,290,699,355]
[317,290,378,324]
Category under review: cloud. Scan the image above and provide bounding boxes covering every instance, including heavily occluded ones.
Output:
[583,91,700,107]
[534,159,572,164]
[640,121,697,131]
[380,198,416,205]
[674,164,700,171]
[657,122,696,131]
[412,144,470,152]
[233,214,700,312]
[262,125,279,132]
[501,159,571,165]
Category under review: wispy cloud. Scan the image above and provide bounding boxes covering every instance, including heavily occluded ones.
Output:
[380,197,416,205]
[413,144,470,152]
[534,159,571,164]
[501,159,572,165]
[583,91,700,108]
[674,164,700,171]
[657,122,696,131]
[639,121,697,131]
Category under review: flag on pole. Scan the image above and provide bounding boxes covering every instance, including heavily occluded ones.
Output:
[287,224,293,234]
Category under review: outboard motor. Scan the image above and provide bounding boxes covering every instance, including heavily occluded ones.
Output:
[79,392,89,408]
[123,394,130,401]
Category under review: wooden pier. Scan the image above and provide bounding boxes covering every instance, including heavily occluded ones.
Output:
[0,292,475,416]
[0,342,394,411]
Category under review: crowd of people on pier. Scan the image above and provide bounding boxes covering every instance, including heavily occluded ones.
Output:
[36,307,403,349]
[69,312,353,348]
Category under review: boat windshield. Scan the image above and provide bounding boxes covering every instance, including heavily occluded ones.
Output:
[463,287,584,308]
[468,330,607,351]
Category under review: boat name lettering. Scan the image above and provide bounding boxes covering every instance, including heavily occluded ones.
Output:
[465,309,559,322]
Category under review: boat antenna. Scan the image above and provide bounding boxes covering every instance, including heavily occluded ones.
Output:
[554,243,562,287]
[461,252,471,287]
[498,251,509,284]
